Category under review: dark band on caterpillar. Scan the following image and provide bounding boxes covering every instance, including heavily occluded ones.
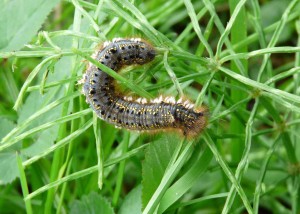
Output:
[79,38,208,138]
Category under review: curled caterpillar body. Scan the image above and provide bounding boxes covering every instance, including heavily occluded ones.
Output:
[80,38,207,138]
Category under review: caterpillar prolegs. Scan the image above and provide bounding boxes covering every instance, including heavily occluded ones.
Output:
[80,38,207,138]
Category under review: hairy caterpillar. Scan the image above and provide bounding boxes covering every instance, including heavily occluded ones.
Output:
[80,38,207,138]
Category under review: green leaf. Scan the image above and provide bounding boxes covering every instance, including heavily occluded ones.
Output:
[0,118,16,140]
[119,185,142,214]
[0,152,19,185]
[21,126,59,157]
[16,88,61,157]
[158,146,213,213]
[17,54,72,157]
[0,119,18,184]
[69,192,114,214]
[141,135,180,209]
[0,0,60,51]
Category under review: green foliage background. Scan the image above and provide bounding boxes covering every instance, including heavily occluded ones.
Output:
[0,0,300,213]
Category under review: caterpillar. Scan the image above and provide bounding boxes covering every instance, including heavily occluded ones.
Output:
[80,38,207,138]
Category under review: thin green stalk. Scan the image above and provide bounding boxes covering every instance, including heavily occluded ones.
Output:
[112,132,130,206]
[147,0,183,27]
[291,18,300,214]
[183,0,213,58]
[222,100,257,214]
[220,46,300,64]
[158,146,213,213]
[143,141,193,214]
[250,0,268,48]
[221,11,300,57]
[210,96,251,123]
[25,144,148,200]
[163,51,183,97]
[219,66,300,105]
[250,0,273,78]
[166,139,184,170]
[39,67,50,95]
[93,114,104,190]
[265,67,300,85]
[27,76,81,92]
[16,152,33,214]
[56,158,73,214]
[281,132,298,164]
[44,6,82,213]
[195,71,215,107]
[256,0,299,82]
[253,135,281,214]
[215,0,247,58]
[42,31,61,51]
[261,92,300,114]
[13,54,61,110]
[4,109,91,148]
[0,92,81,150]
[195,14,215,57]
[111,0,161,45]
[56,95,81,213]
[202,0,246,76]
[175,0,218,45]
[48,30,102,42]
[170,193,229,210]
[291,176,300,214]
[71,0,106,40]
[71,0,107,193]
[0,48,92,58]
[203,131,253,214]
[259,97,298,163]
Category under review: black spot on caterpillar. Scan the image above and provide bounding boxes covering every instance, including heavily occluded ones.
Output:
[80,38,207,138]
